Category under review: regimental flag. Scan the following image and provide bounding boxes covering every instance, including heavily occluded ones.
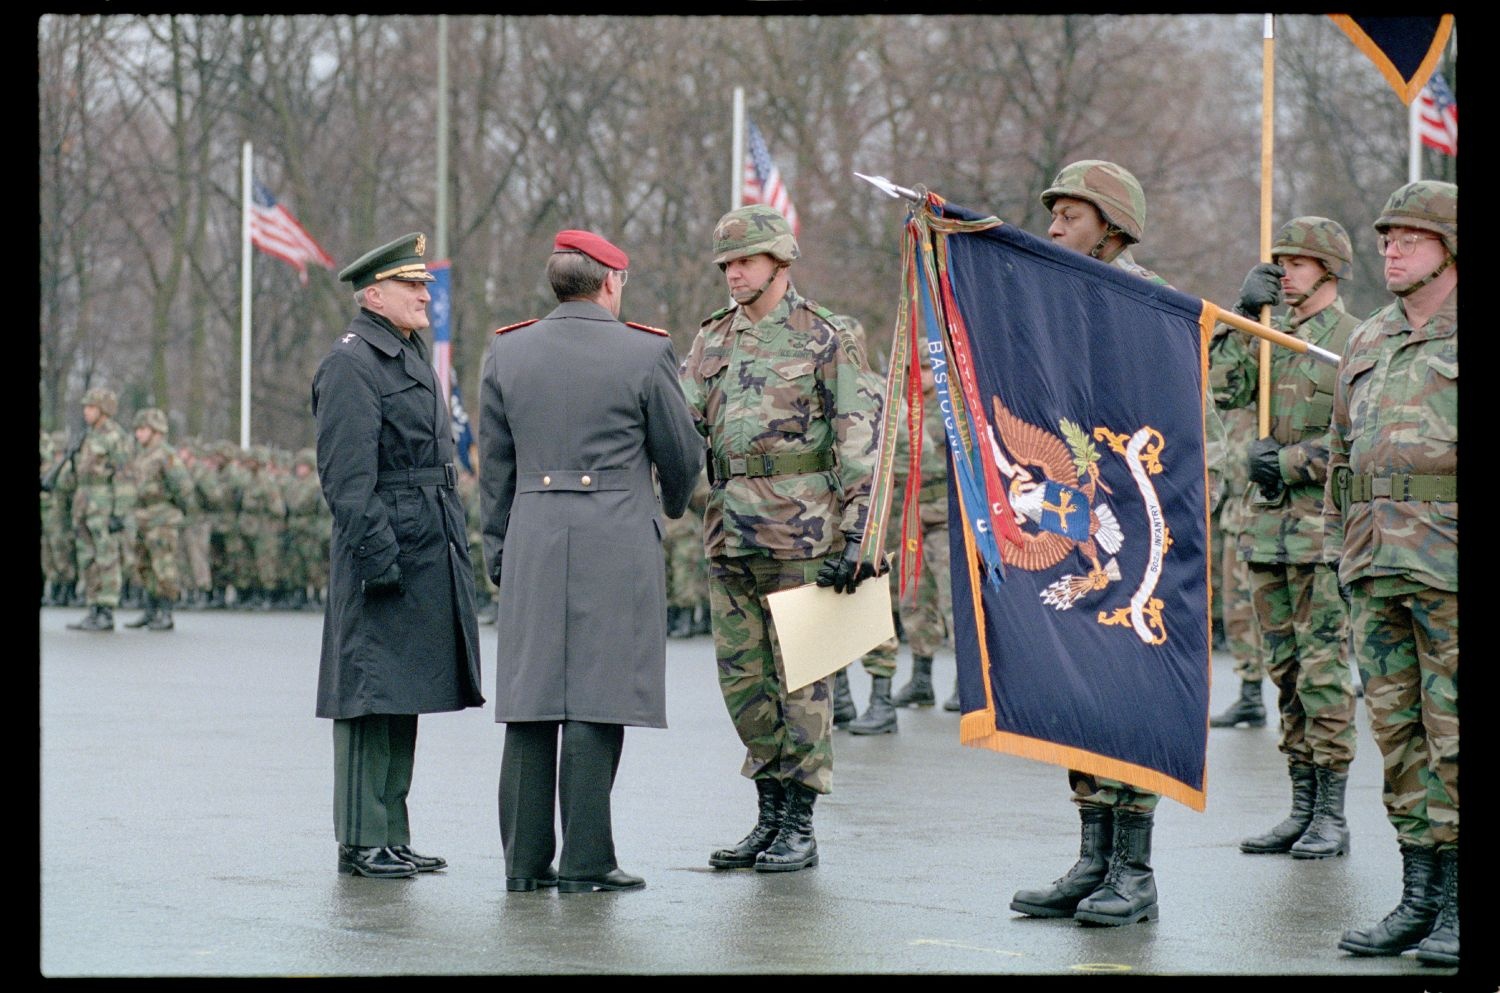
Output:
[1329,15,1454,105]
[426,259,474,472]
[871,195,1215,810]
[429,260,454,398]
[249,180,335,285]
[1417,72,1459,156]
[742,120,800,236]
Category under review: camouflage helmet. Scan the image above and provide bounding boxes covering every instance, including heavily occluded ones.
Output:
[81,387,118,418]
[295,448,317,469]
[712,205,800,265]
[133,407,169,434]
[1040,160,1146,244]
[1374,180,1457,259]
[1271,216,1354,280]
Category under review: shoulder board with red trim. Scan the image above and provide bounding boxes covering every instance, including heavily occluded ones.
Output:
[493,319,539,335]
[625,321,671,338]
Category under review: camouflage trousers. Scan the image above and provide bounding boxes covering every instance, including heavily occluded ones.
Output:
[285,521,330,593]
[132,523,182,601]
[899,522,952,659]
[709,554,834,794]
[1349,579,1458,848]
[44,514,77,584]
[1249,561,1356,771]
[1221,535,1261,680]
[239,517,284,589]
[178,520,212,593]
[1069,771,1159,814]
[665,526,708,609]
[73,513,122,608]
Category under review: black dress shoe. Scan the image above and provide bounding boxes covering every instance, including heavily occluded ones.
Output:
[389,845,447,872]
[506,867,560,892]
[557,868,645,893]
[337,845,418,878]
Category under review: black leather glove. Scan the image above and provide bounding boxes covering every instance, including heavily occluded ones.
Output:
[1247,437,1283,499]
[489,557,502,593]
[1234,262,1284,318]
[816,535,880,594]
[107,514,125,534]
[363,560,404,597]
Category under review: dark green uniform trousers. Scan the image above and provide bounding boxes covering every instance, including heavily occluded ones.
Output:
[499,721,625,880]
[333,714,417,848]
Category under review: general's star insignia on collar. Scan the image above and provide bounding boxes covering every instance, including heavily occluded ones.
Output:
[341,332,356,343]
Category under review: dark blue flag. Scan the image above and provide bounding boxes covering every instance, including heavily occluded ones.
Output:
[944,221,1213,810]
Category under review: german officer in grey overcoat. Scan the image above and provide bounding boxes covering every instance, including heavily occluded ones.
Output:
[312,232,485,879]
[479,229,702,893]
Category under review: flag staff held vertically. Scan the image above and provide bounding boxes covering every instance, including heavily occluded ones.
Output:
[732,87,745,210]
[240,140,253,450]
[1257,14,1275,438]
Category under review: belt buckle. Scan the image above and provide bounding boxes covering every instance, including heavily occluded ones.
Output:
[1370,477,1392,499]
[729,457,748,476]
[444,463,457,487]
[759,454,776,476]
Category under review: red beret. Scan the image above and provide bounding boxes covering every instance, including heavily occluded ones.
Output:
[553,229,629,270]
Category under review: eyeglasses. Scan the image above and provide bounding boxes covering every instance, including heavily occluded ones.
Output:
[614,269,629,287]
[1377,232,1441,257]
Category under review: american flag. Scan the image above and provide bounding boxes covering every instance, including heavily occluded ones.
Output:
[1415,72,1458,157]
[249,180,335,284]
[743,120,800,236]
[428,261,453,398]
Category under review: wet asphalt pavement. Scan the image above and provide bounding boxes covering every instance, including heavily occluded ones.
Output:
[39,606,1476,983]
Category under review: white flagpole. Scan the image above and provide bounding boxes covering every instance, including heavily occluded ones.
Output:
[240,140,253,450]
[1408,96,1423,183]
[732,87,745,210]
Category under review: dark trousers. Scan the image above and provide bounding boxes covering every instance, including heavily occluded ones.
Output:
[333,714,417,847]
[499,720,625,879]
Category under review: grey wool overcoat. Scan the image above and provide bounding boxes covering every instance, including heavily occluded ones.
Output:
[479,300,703,727]
[311,308,485,719]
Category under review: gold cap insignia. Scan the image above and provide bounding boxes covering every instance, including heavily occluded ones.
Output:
[414,234,426,257]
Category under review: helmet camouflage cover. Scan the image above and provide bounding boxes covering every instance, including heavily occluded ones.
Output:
[1272,216,1354,280]
[1375,180,1457,259]
[1040,160,1146,244]
[133,407,169,434]
[713,204,800,265]
[81,387,118,418]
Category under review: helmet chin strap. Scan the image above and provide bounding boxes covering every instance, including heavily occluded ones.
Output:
[1089,227,1122,262]
[1285,268,1334,308]
[734,264,785,307]
[1393,252,1454,297]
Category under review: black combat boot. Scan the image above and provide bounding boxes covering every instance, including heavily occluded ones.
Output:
[1073,810,1159,926]
[64,581,83,606]
[709,778,784,869]
[848,676,898,735]
[1240,762,1317,854]
[893,654,936,707]
[1338,844,1440,955]
[832,668,856,727]
[42,581,59,607]
[66,605,114,632]
[943,677,961,712]
[147,603,175,631]
[755,780,818,872]
[1290,767,1350,859]
[1209,678,1266,728]
[125,595,158,629]
[1010,806,1113,918]
[1416,847,1459,966]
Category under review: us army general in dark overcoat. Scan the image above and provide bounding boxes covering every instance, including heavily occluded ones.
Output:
[311,231,484,880]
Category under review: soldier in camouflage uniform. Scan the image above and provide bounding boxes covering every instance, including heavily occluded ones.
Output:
[124,408,193,630]
[175,440,213,608]
[1211,217,1362,859]
[456,464,496,623]
[199,443,239,608]
[65,387,135,631]
[241,446,288,609]
[827,315,900,735]
[283,448,329,611]
[1010,160,1226,927]
[1328,182,1457,965]
[664,470,710,638]
[1209,405,1266,727]
[44,429,82,607]
[681,204,879,873]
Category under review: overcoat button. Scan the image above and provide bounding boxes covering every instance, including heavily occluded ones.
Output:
[543,475,551,486]
[581,475,592,486]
